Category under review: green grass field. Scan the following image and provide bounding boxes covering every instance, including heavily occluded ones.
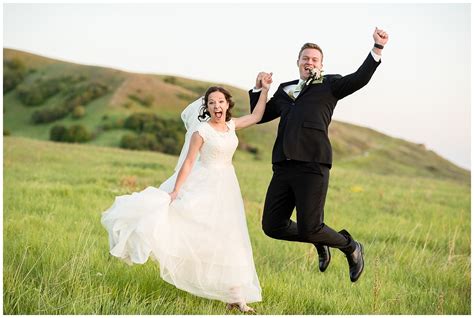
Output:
[3,137,470,314]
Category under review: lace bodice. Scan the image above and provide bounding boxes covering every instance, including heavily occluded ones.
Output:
[196,119,238,167]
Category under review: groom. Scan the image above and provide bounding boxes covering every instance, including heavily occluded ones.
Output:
[250,28,389,282]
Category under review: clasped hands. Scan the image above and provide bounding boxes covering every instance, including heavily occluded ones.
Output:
[254,72,273,90]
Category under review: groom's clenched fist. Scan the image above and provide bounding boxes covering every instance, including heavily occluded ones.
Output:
[255,72,272,89]
[373,27,389,46]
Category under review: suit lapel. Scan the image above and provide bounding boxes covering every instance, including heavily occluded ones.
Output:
[281,79,299,87]
[277,80,299,100]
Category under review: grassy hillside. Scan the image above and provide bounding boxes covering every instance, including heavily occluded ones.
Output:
[3,48,470,183]
[3,137,470,314]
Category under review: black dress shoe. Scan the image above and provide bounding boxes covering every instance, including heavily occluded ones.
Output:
[345,241,364,282]
[315,245,331,272]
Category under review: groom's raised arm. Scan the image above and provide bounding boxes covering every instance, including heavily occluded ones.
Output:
[249,72,280,123]
[249,90,280,124]
[330,27,388,100]
[329,53,381,100]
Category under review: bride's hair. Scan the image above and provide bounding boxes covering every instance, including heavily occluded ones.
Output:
[198,86,235,122]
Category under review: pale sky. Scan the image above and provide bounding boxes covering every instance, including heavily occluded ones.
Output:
[3,3,471,169]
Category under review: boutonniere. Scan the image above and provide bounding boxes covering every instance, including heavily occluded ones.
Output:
[305,67,324,86]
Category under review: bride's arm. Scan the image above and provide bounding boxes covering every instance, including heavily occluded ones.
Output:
[169,132,203,201]
[233,74,272,130]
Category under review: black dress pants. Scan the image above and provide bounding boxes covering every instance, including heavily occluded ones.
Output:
[262,160,356,254]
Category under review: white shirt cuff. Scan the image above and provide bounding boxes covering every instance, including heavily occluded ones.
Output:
[370,50,382,62]
[252,87,262,93]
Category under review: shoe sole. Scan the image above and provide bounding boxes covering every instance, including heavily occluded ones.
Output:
[319,247,331,272]
[350,243,364,283]
[320,251,331,272]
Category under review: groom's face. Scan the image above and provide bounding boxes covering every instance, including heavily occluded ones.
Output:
[297,48,323,80]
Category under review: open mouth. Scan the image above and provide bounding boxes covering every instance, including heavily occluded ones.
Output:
[214,111,223,119]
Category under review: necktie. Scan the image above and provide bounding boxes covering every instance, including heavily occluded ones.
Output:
[289,80,305,99]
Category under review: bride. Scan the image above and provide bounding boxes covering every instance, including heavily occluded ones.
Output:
[101,74,273,313]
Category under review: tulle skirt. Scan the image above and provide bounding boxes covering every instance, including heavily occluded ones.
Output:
[101,163,262,303]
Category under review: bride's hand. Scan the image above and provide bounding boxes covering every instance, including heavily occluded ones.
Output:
[261,73,273,90]
[169,190,178,203]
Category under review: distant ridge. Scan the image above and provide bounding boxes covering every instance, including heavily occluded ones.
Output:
[3,48,470,183]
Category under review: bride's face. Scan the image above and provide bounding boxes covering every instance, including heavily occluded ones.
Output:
[207,92,229,121]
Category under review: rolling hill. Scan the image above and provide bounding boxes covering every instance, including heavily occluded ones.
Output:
[3,48,470,183]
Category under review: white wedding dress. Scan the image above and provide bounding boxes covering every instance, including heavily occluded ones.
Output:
[101,99,262,304]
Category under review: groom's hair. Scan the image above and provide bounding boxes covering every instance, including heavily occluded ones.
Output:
[298,43,324,61]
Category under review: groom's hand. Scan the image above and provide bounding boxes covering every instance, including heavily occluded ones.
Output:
[373,27,389,46]
[261,73,273,90]
[372,27,388,55]
[255,72,272,89]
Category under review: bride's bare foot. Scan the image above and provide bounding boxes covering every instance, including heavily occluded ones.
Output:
[226,302,256,314]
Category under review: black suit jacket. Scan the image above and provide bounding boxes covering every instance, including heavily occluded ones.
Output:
[249,53,381,166]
